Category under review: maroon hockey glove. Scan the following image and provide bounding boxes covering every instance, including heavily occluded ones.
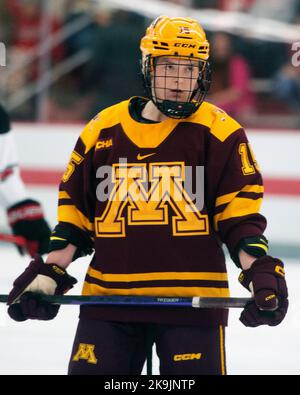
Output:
[7,255,77,321]
[239,256,288,327]
[7,199,51,256]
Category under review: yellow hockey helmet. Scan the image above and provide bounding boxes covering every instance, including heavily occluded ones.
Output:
[140,15,209,61]
[140,16,211,119]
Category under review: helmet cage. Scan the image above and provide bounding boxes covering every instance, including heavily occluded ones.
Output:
[141,55,211,119]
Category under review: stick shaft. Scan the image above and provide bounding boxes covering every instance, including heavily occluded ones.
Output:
[0,294,251,308]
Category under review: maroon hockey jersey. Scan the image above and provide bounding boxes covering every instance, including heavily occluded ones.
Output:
[56,97,266,325]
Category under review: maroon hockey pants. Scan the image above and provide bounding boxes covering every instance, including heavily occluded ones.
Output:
[68,319,226,375]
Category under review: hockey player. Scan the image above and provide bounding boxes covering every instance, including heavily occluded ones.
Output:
[6,16,288,375]
[0,104,50,256]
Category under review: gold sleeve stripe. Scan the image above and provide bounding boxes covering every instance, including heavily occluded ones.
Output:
[242,185,264,194]
[58,205,94,232]
[82,282,230,298]
[87,267,228,283]
[214,198,263,231]
[77,211,94,232]
[215,191,238,208]
[58,205,83,230]
[58,191,71,200]
[216,185,264,207]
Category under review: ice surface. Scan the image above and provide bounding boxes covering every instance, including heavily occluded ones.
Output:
[1,245,299,375]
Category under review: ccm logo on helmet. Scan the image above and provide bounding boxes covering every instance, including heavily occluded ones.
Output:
[174,43,197,48]
[173,353,202,361]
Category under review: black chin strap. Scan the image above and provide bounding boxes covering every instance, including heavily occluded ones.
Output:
[156,99,199,119]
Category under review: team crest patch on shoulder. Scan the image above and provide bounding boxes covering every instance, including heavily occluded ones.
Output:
[89,115,101,132]
[213,107,226,121]
[213,106,225,114]
[96,138,113,150]
[93,113,101,121]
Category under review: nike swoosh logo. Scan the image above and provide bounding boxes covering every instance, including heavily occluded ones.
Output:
[137,153,156,160]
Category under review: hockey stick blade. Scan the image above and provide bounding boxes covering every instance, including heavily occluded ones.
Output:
[0,233,38,257]
[0,294,252,308]
[0,234,27,247]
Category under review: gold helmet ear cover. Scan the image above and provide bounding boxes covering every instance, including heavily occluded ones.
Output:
[140,16,211,118]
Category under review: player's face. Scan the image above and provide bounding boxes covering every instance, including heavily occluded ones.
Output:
[152,56,201,102]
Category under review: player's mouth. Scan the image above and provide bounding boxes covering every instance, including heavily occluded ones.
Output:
[167,89,185,100]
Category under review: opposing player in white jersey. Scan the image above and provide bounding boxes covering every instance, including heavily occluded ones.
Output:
[0,104,50,256]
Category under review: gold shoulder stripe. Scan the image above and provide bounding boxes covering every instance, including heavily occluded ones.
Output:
[96,101,123,128]
[79,120,100,155]
[80,101,124,154]
[191,102,242,142]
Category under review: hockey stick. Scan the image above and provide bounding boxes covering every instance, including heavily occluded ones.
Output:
[1,294,251,376]
[0,233,38,257]
[0,233,27,247]
[0,294,252,308]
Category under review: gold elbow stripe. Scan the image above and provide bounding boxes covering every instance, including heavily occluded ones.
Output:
[58,205,94,232]
[215,191,239,208]
[58,191,71,200]
[77,211,95,232]
[214,197,263,231]
[215,185,264,207]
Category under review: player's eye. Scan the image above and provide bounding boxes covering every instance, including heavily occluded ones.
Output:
[166,64,175,70]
